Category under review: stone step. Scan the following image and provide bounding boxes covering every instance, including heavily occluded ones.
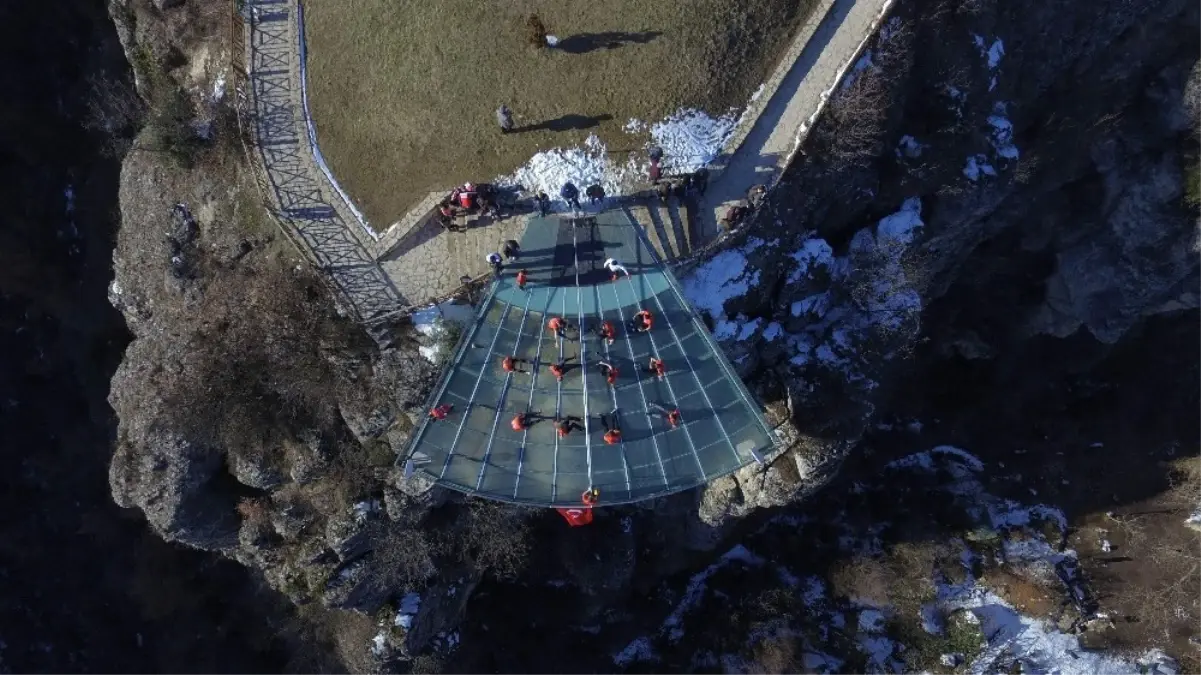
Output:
[622,203,668,263]
[665,198,692,258]
[649,198,680,259]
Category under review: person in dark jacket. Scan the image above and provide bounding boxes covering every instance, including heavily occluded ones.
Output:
[693,167,709,196]
[502,239,520,261]
[536,191,551,217]
[560,182,581,210]
[586,184,606,206]
[497,105,514,133]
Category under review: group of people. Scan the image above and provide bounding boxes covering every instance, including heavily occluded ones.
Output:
[437,182,505,233]
[488,405,681,441]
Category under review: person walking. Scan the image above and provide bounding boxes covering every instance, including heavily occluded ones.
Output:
[486,252,503,278]
[647,356,666,380]
[604,257,630,281]
[693,167,709,196]
[597,360,618,386]
[536,191,551,217]
[502,239,521,262]
[429,403,454,420]
[586,184,606,206]
[497,104,514,134]
[600,411,622,445]
[516,269,529,291]
[501,355,530,374]
[560,182,581,211]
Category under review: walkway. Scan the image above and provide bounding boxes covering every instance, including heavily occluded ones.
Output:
[696,0,895,241]
[242,0,406,321]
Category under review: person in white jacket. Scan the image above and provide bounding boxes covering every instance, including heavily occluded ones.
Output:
[604,258,629,281]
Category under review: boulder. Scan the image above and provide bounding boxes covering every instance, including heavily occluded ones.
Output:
[109,430,240,551]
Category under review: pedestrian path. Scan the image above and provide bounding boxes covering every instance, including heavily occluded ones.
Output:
[241,0,406,322]
[696,0,895,241]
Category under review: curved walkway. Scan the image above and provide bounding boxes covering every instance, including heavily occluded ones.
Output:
[238,0,894,318]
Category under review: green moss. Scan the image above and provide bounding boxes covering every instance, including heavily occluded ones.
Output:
[889,609,986,674]
[1184,160,1200,209]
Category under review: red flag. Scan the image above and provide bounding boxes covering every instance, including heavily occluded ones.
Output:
[556,507,594,527]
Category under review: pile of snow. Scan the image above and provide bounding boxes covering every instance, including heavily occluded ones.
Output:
[987,104,1019,159]
[963,155,997,181]
[973,34,1005,70]
[394,592,421,631]
[613,637,657,667]
[856,608,902,672]
[842,50,875,90]
[648,108,740,174]
[499,134,643,206]
[895,134,926,159]
[410,300,475,363]
[681,238,767,340]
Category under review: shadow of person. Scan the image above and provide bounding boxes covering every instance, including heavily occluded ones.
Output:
[555,31,663,54]
[515,113,614,134]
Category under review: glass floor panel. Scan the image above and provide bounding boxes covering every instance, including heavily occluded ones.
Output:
[403,209,778,507]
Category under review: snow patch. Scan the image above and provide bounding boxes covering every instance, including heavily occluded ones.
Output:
[763,321,783,341]
[985,39,1005,70]
[613,636,657,667]
[842,50,875,90]
[963,155,997,181]
[394,592,421,630]
[623,118,646,133]
[649,108,739,174]
[682,249,760,329]
[662,545,764,641]
[987,107,1020,159]
[895,134,926,159]
[499,134,642,206]
[786,237,835,284]
[411,300,475,363]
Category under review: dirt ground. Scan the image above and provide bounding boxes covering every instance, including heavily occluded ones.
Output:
[303,0,817,227]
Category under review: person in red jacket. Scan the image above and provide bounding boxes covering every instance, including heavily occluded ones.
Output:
[501,355,529,374]
[510,412,530,432]
[597,360,618,386]
[547,316,571,339]
[631,309,653,333]
[648,402,681,428]
[600,411,622,445]
[550,360,567,381]
[429,403,453,420]
[647,357,666,380]
[597,320,616,345]
[516,269,528,290]
[581,487,599,506]
[556,416,581,438]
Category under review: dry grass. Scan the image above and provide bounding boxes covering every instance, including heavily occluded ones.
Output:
[304,0,818,225]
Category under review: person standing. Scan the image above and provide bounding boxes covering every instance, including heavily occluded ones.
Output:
[510,412,530,432]
[536,191,551,217]
[550,360,567,382]
[429,403,454,420]
[647,356,666,380]
[631,309,653,333]
[516,269,529,291]
[693,167,709,196]
[497,104,514,134]
[600,411,622,445]
[597,320,616,346]
[501,355,530,374]
[647,402,681,428]
[586,184,606,206]
[547,316,570,339]
[486,252,503,278]
[597,360,618,386]
[560,182,581,211]
[604,257,630,281]
[502,239,521,262]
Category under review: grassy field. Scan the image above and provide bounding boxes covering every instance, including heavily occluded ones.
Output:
[304,0,818,228]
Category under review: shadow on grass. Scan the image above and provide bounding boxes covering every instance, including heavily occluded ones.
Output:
[554,31,663,54]
[514,113,614,134]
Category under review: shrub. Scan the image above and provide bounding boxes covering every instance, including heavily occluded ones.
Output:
[526,14,549,48]
[1185,159,1200,209]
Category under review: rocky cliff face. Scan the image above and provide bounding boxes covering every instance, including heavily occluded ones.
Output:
[98,0,1198,671]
